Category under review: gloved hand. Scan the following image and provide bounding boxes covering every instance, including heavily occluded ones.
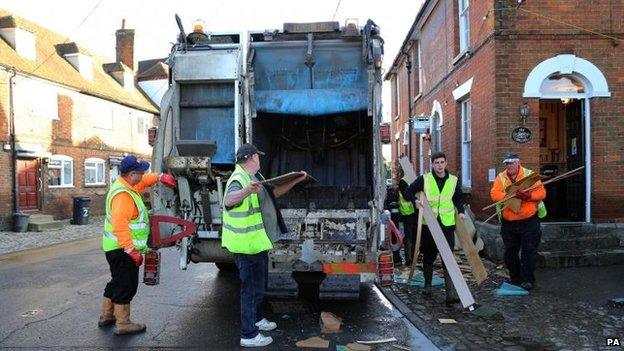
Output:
[125,249,144,267]
[515,190,531,201]
[159,173,177,189]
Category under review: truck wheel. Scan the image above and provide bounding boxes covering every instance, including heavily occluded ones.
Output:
[216,262,237,272]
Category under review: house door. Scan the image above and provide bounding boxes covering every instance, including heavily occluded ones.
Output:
[538,99,585,221]
[17,158,40,211]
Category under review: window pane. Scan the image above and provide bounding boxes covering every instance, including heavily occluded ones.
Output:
[97,163,105,183]
[49,160,62,167]
[85,168,96,184]
[63,161,72,185]
[48,168,61,186]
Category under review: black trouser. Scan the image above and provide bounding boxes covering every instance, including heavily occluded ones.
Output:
[103,249,139,304]
[420,223,455,266]
[400,214,417,264]
[501,215,541,285]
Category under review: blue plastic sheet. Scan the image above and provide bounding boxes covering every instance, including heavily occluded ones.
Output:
[394,272,444,288]
[493,282,529,296]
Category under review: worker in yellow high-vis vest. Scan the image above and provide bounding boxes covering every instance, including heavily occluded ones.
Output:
[397,168,417,266]
[403,151,465,307]
[99,155,176,336]
[222,144,307,348]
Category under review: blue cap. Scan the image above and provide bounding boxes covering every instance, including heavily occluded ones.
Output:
[119,155,150,174]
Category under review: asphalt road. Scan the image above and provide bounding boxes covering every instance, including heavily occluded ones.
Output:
[0,237,437,350]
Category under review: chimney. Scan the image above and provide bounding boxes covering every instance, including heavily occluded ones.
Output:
[115,19,135,70]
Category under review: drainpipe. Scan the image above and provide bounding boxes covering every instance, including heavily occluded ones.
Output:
[405,52,413,161]
[8,67,18,213]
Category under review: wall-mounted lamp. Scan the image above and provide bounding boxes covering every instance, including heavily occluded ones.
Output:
[519,102,530,125]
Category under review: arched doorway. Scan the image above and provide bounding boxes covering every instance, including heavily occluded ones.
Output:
[523,54,611,222]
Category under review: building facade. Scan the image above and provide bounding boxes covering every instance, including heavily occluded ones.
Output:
[0,10,158,228]
[386,0,623,223]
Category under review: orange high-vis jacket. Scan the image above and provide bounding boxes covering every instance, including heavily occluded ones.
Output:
[490,167,546,221]
[109,173,158,250]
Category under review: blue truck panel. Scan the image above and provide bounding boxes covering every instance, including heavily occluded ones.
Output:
[253,43,368,116]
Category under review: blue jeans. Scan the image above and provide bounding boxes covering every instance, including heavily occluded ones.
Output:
[234,251,268,339]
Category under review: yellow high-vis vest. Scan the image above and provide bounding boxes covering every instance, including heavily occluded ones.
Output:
[102,180,150,253]
[423,172,458,227]
[221,164,272,255]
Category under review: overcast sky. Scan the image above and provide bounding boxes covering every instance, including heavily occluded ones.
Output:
[3,0,423,157]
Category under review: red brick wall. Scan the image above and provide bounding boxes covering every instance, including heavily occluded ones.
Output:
[0,74,154,224]
[116,29,135,70]
[389,0,623,222]
[496,1,624,222]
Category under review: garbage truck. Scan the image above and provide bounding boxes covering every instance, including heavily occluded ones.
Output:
[150,17,385,299]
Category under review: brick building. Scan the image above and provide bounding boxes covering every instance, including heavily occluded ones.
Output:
[385,0,623,224]
[0,10,158,229]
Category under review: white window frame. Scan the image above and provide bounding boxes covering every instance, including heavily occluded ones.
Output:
[458,0,470,53]
[460,99,471,189]
[417,43,424,95]
[48,155,74,188]
[136,114,148,135]
[84,158,106,186]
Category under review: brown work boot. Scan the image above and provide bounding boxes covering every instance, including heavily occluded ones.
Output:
[98,297,116,327]
[113,303,146,335]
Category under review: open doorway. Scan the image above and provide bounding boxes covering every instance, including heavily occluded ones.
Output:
[538,99,585,221]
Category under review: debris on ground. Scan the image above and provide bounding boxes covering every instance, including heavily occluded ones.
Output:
[320,311,343,333]
[392,345,411,351]
[355,337,398,344]
[296,336,330,348]
[438,318,457,324]
[344,342,371,351]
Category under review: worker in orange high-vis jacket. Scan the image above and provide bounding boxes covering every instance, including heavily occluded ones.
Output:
[490,153,546,291]
[98,155,176,335]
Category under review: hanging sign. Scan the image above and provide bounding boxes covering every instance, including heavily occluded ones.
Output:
[412,115,430,134]
[511,127,532,144]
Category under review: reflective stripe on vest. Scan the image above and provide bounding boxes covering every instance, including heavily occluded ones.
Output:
[221,164,272,255]
[496,167,547,220]
[398,176,415,216]
[423,172,458,227]
[102,180,150,253]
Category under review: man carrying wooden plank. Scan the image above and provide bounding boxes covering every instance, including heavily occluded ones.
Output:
[403,152,465,307]
[490,153,546,291]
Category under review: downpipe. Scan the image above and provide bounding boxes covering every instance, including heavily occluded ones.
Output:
[8,68,18,214]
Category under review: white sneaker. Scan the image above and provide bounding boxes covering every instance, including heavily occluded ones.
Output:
[240,333,273,347]
[255,318,277,331]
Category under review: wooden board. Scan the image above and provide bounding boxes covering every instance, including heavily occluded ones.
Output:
[455,213,488,285]
[503,172,540,213]
[399,157,476,309]
[256,171,315,186]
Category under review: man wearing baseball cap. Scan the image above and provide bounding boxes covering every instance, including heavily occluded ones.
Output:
[490,153,546,291]
[223,143,307,347]
[98,155,176,335]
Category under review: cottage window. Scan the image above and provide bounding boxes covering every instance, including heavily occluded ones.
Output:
[460,98,471,189]
[458,0,470,52]
[48,155,73,187]
[85,158,106,186]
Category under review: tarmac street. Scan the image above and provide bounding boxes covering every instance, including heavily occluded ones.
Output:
[0,237,436,350]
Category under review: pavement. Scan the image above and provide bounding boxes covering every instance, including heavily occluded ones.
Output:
[0,216,104,254]
[0,237,434,350]
[382,258,624,351]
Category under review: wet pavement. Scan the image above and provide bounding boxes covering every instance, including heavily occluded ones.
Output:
[0,237,435,350]
[383,259,624,351]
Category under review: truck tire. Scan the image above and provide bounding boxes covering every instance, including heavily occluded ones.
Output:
[216,262,237,272]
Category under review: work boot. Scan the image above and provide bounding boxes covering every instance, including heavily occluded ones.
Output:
[113,304,146,335]
[443,268,460,307]
[98,297,116,327]
[420,263,433,296]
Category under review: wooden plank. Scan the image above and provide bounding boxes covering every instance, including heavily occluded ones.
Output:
[408,193,423,280]
[399,157,476,309]
[455,213,487,285]
[256,171,315,186]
